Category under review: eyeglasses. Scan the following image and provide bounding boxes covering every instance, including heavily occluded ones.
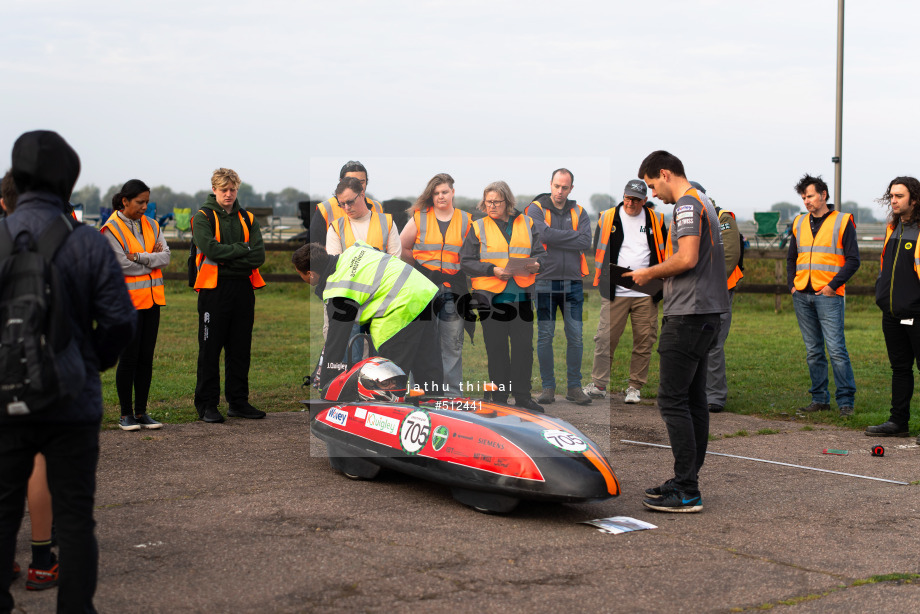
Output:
[339,195,362,208]
[485,200,505,208]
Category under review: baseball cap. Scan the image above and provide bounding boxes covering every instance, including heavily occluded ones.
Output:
[624,179,647,199]
[689,181,707,194]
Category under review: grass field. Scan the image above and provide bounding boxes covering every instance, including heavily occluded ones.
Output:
[104,251,917,436]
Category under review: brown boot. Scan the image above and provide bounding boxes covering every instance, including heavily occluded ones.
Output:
[537,388,555,404]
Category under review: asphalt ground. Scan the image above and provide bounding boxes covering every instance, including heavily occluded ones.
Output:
[8,395,920,613]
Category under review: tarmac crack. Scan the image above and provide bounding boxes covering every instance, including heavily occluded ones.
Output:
[728,572,920,611]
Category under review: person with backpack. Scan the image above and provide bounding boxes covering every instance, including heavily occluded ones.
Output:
[0,130,136,613]
[102,179,170,431]
[689,182,744,414]
[1,171,59,592]
[191,168,266,424]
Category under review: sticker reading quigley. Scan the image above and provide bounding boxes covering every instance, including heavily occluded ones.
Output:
[365,411,399,436]
[431,425,449,451]
[326,407,348,427]
[400,410,431,455]
[542,429,588,453]
[675,204,694,213]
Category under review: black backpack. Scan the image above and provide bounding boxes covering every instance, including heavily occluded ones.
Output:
[187,208,254,287]
[0,215,86,417]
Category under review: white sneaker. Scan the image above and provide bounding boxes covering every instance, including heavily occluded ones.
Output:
[583,383,608,399]
[624,387,641,404]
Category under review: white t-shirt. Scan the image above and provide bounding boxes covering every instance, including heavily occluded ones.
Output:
[615,209,651,297]
[325,211,402,257]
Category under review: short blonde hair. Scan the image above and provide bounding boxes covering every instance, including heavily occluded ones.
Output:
[211,168,241,190]
[478,180,516,216]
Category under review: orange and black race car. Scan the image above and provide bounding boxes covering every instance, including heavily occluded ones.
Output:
[306,352,619,514]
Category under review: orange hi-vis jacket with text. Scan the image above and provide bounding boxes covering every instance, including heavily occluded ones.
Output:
[412,208,472,285]
[317,196,383,228]
[193,209,266,291]
[102,213,166,310]
[792,210,853,296]
[470,215,536,293]
[331,210,393,252]
[593,206,666,286]
[719,209,744,290]
[529,201,589,277]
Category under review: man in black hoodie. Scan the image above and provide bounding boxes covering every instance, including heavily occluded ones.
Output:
[867,177,920,441]
[0,131,136,613]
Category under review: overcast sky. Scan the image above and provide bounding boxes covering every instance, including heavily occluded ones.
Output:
[4,0,917,219]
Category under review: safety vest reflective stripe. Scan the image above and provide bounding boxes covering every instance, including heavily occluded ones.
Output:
[333,210,392,252]
[470,216,536,293]
[792,211,850,296]
[412,209,470,274]
[530,201,589,277]
[193,209,266,290]
[319,197,384,226]
[102,214,166,309]
[593,206,666,286]
[324,242,438,346]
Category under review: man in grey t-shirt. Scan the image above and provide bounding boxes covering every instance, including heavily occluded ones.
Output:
[626,150,729,513]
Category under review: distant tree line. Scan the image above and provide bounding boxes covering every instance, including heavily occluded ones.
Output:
[71,183,629,220]
[770,200,879,224]
[71,183,315,218]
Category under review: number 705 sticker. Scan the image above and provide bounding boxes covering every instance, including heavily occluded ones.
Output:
[542,429,588,453]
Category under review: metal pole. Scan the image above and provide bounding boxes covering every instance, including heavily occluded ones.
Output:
[833,0,845,207]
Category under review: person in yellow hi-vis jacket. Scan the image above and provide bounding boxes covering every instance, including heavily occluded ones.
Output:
[294,241,444,395]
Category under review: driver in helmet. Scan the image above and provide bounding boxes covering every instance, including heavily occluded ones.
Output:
[293,242,445,394]
[356,357,409,402]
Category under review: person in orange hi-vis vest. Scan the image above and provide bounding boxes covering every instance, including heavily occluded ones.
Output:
[101,179,170,431]
[585,179,667,405]
[191,168,266,424]
[525,169,593,406]
[688,181,744,415]
[399,173,473,398]
[787,173,859,418]
[308,160,383,247]
[460,181,545,413]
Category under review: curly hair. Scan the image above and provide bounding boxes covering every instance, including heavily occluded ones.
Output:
[794,174,828,197]
[878,176,920,228]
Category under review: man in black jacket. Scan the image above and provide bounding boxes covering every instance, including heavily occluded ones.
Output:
[0,131,136,613]
[585,180,667,403]
[867,177,920,441]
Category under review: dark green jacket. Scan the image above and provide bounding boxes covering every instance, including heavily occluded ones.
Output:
[193,195,266,279]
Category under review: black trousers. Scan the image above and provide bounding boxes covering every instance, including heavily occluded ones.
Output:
[116,305,161,416]
[478,300,535,402]
[378,301,444,395]
[882,311,920,428]
[0,424,100,614]
[195,279,255,412]
[656,314,721,495]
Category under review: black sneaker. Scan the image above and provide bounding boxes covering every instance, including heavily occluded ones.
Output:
[134,414,163,429]
[227,404,266,419]
[514,397,545,413]
[708,404,724,413]
[201,408,225,423]
[644,478,677,500]
[865,421,909,437]
[643,490,703,513]
[118,416,141,431]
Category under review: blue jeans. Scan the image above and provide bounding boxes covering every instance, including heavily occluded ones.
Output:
[792,291,856,407]
[434,289,464,398]
[536,280,584,390]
